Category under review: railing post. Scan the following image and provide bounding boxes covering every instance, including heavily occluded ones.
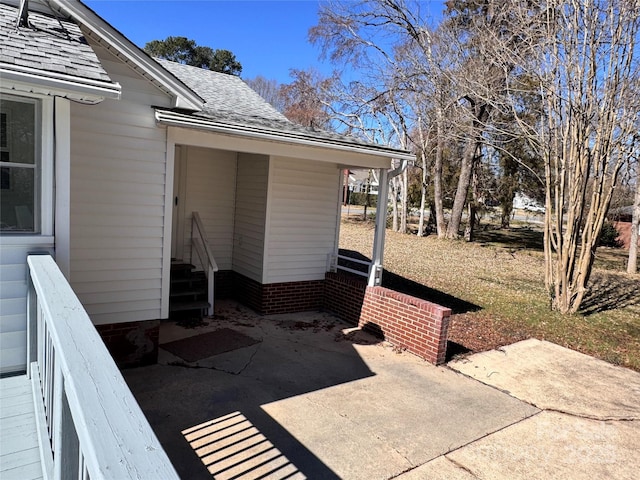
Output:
[369,167,389,286]
[208,265,215,316]
[190,215,194,266]
[26,275,37,379]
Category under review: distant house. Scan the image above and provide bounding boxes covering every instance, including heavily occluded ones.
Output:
[513,192,545,213]
[608,206,639,250]
[0,0,413,374]
[348,169,379,195]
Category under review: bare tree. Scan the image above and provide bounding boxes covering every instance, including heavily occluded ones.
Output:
[629,173,640,274]
[280,69,333,128]
[244,75,286,112]
[500,0,640,313]
[311,0,459,236]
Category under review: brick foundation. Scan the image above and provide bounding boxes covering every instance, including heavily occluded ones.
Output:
[96,272,450,368]
[232,272,325,315]
[324,272,451,365]
[214,270,235,299]
[95,319,160,369]
[323,271,367,325]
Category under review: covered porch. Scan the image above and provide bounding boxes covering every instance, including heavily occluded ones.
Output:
[164,121,408,319]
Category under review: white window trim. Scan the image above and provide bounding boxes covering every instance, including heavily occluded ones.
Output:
[0,91,55,241]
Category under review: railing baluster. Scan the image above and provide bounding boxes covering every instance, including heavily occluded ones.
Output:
[38,307,44,376]
[26,255,178,479]
[26,276,37,378]
[44,334,53,435]
[53,371,80,479]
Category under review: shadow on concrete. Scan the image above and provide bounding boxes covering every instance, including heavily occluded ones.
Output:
[339,249,481,315]
[123,310,381,479]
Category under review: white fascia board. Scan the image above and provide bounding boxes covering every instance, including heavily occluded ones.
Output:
[49,0,204,111]
[156,110,415,168]
[0,65,121,102]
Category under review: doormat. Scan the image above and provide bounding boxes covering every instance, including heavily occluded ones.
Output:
[161,328,260,363]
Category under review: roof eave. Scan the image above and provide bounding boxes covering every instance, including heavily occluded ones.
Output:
[155,109,415,162]
[49,0,204,111]
[0,64,121,102]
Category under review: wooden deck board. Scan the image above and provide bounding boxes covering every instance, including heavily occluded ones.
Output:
[0,376,43,480]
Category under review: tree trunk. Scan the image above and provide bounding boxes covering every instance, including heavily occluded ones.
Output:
[628,178,640,274]
[432,104,447,238]
[446,139,477,238]
[433,134,446,238]
[391,176,399,231]
[464,202,476,242]
[363,174,370,220]
[501,202,513,228]
[465,167,480,242]
[416,124,429,237]
[399,168,408,233]
[417,173,427,236]
[446,102,490,239]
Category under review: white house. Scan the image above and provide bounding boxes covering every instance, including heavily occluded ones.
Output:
[0,0,413,374]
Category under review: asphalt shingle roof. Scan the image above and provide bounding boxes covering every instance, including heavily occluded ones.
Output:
[156,59,412,158]
[0,2,112,83]
[157,58,287,123]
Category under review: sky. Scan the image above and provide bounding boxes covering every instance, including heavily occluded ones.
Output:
[85,0,337,85]
[85,0,445,85]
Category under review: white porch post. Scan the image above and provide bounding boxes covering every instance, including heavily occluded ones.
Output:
[369,167,389,286]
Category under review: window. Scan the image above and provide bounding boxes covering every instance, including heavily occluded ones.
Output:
[0,95,40,233]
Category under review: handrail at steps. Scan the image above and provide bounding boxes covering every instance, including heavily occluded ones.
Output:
[26,255,179,480]
[191,211,219,316]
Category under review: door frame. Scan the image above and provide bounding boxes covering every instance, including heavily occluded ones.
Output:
[171,145,187,260]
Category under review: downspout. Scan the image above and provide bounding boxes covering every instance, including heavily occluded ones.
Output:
[368,159,409,286]
[389,159,409,180]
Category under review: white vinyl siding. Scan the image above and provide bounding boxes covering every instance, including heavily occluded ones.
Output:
[69,43,172,326]
[182,147,237,271]
[233,153,268,281]
[0,241,53,374]
[264,157,340,283]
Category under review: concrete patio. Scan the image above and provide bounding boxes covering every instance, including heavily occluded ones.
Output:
[122,300,640,479]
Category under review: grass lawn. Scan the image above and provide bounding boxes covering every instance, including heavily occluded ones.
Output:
[339,219,640,371]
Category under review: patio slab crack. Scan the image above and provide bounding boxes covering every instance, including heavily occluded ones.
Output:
[164,340,263,376]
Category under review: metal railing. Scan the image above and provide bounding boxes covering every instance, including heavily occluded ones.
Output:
[328,252,377,279]
[190,211,218,316]
[26,255,178,480]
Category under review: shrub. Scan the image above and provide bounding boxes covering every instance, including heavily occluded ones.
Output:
[597,221,623,248]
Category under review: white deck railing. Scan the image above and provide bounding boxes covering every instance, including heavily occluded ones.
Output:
[329,253,372,278]
[26,255,179,480]
[328,253,382,286]
[191,211,218,316]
